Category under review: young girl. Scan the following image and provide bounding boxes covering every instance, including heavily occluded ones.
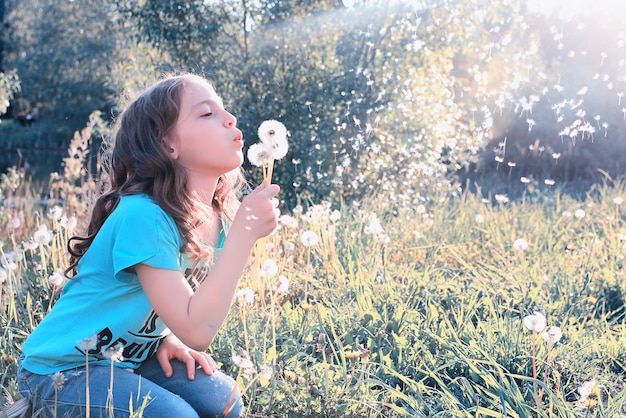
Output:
[17,73,280,417]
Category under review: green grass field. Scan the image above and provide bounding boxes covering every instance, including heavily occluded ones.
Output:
[1,127,626,416]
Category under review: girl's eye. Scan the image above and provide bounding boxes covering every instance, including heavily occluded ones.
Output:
[203,112,213,117]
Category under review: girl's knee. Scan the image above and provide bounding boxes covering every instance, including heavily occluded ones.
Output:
[191,371,244,418]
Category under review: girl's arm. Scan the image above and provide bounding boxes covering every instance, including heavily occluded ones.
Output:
[136,183,279,351]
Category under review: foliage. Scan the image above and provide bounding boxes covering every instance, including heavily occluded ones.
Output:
[1,0,122,134]
[0,69,19,116]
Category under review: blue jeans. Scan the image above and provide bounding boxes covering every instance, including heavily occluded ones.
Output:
[17,356,243,417]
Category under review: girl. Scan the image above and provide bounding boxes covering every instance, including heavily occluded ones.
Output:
[17,73,280,417]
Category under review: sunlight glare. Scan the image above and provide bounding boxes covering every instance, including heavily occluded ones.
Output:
[527,0,626,19]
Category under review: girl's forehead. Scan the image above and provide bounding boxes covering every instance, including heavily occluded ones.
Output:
[182,79,223,105]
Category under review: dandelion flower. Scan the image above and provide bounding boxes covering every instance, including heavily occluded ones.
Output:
[513,238,529,251]
[47,205,63,221]
[259,365,273,380]
[523,312,547,332]
[273,275,290,294]
[232,350,254,370]
[33,225,53,245]
[301,230,319,247]
[51,372,66,391]
[235,287,255,305]
[48,272,65,288]
[376,233,390,244]
[102,342,124,362]
[577,379,597,403]
[247,143,273,167]
[1,253,17,271]
[59,215,78,230]
[78,335,98,352]
[542,326,563,344]
[249,119,289,185]
[495,194,509,204]
[258,120,288,158]
[364,217,384,235]
[22,239,38,251]
[259,259,279,277]
[7,217,21,231]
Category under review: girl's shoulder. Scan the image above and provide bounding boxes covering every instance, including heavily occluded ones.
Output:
[114,194,174,225]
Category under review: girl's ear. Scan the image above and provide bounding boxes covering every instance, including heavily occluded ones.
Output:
[163,136,179,160]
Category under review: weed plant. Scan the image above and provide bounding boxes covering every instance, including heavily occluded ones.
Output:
[1,118,625,416]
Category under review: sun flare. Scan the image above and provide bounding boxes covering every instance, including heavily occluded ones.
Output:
[527,0,626,19]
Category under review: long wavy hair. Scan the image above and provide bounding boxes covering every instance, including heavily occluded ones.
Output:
[65,73,245,277]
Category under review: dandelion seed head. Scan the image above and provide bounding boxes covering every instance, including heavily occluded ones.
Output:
[247,143,273,167]
[235,287,255,305]
[513,238,529,251]
[259,364,273,380]
[273,275,290,294]
[232,350,254,370]
[33,225,53,245]
[102,342,125,362]
[259,259,279,277]
[22,239,38,251]
[475,214,485,224]
[78,335,98,351]
[0,268,7,284]
[51,371,66,391]
[542,326,563,344]
[48,272,65,287]
[7,217,21,231]
[574,209,586,219]
[47,205,63,221]
[301,230,319,247]
[614,196,623,205]
[523,312,547,332]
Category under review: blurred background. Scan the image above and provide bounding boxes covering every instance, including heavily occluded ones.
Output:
[0,0,625,208]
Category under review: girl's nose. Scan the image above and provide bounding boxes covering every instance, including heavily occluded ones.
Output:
[225,112,237,127]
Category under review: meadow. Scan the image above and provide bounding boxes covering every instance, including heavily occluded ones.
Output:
[1,122,626,417]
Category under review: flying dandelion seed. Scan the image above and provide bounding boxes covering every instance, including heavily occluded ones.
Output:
[523,312,547,332]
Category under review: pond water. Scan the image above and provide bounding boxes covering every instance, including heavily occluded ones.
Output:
[0,148,66,184]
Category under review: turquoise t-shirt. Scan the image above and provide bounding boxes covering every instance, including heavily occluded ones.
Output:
[21,194,221,374]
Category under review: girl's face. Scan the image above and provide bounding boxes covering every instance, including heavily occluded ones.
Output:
[164,78,244,181]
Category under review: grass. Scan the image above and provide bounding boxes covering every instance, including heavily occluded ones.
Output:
[1,120,626,416]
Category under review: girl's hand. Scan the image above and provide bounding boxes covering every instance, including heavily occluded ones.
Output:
[234,183,280,241]
[156,333,218,380]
